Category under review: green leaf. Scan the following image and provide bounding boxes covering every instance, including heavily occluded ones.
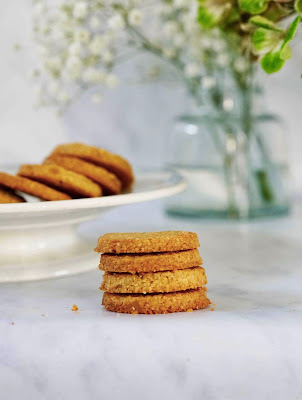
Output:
[198,6,219,29]
[280,43,292,61]
[284,16,301,44]
[249,16,282,32]
[239,0,269,14]
[260,51,285,74]
[252,28,282,54]
[197,0,234,29]
[295,0,302,13]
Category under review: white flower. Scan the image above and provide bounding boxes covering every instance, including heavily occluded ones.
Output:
[200,37,213,49]
[39,21,50,34]
[73,2,88,19]
[174,0,188,8]
[212,39,225,52]
[69,42,82,56]
[57,91,70,104]
[158,4,173,15]
[216,53,229,67]
[82,68,105,83]
[163,21,179,38]
[65,56,83,79]
[202,76,216,89]
[51,28,65,42]
[102,50,113,64]
[108,14,125,31]
[184,62,200,77]
[91,93,103,104]
[163,48,176,59]
[38,45,49,58]
[34,84,43,96]
[174,33,185,47]
[105,73,119,88]
[45,56,63,73]
[74,29,90,44]
[33,3,46,16]
[128,9,142,26]
[48,81,60,95]
[89,36,106,55]
[89,16,101,30]
[233,57,249,73]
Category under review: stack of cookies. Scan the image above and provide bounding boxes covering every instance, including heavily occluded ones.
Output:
[95,231,210,314]
[0,142,134,203]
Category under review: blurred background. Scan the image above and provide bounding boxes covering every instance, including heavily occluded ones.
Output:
[1,2,302,193]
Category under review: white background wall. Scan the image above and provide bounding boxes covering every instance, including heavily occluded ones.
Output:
[1,2,302,191]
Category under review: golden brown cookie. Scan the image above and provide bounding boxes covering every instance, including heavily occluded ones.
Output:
[18,164,102,198]
[100,266,207,294]
[52,143,134,188]
[102,288,210,314]
[0,186,25,203]
[0,172,71,201]
[95,231,200,254]
[45,154,122,195]
[99,249,202,273]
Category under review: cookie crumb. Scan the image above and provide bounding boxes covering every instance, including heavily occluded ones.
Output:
[11,322,14,325]
[71,304,78,311]
[211,307,215,311]
[42,314,45,317]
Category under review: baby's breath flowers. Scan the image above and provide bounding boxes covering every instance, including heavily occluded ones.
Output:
[31,0,244,109]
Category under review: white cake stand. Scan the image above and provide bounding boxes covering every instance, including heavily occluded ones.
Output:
[0,170,186,282]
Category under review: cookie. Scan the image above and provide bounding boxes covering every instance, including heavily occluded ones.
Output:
[0,186,25,203]
[18,164,102,198]
[95,231,200,254]
[99,249,202,273]
[52,143,134,188]
[100,266,207,294]
[0,172,71,201]
[45,154,122,195]
[102,288,210,314]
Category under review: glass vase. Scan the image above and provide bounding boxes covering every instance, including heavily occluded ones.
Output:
[165,112,291,219]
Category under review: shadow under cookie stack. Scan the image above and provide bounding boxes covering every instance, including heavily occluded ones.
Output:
[95,231,211,314]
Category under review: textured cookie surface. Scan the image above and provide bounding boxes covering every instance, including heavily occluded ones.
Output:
[95,231,200,254]
[101,266,207,294]
[0,172,71,201]
[18,164,102,198]
[0,186,25,203]
[45,154,122,195]
[52,143,134,188]
[102,288,210,314]
[99,249,202,273]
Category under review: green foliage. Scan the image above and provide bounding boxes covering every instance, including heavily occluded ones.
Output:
[249,16,282,32]
[295,0,302,13]
[197,0,235,29]
[239,0,269,14]
[197,0,302,74]
[255,17,301,73]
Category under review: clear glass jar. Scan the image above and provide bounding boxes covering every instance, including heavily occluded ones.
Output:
[165,113,291,219]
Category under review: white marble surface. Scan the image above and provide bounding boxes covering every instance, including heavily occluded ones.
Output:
[1,200,302,400]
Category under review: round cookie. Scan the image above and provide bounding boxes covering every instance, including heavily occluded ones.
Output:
[102,288,210,314]
[0,172,71,201]
[99,249,202,273]
[95,231,200,254]
[45,154,122,195]
[0,186,25,203]
[18,164,102,198]
[52,143,134,188]
[100,266,207,294]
